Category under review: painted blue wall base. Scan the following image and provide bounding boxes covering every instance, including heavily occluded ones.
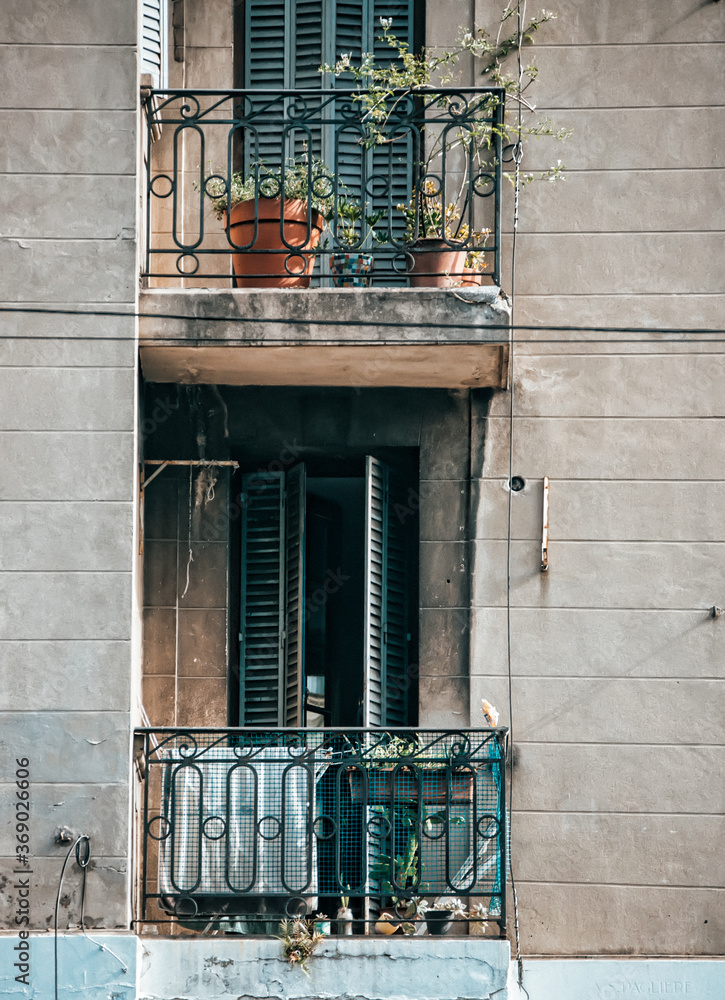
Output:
[0,933,136,999]
[511,959,725,1000]
[1,936,723,999]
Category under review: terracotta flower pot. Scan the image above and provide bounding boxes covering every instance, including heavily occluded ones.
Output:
[459,266,483,287]
[227,197,324,288]
[409,238,467,287]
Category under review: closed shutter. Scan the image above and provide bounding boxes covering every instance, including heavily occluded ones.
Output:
[141,0,168,88]
[239,472,286,726]
[243,0,290,166]
[242,1,418,251]
[363,457,410,727]
[284,463,307,725]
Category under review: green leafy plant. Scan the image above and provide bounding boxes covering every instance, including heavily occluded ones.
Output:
[321,9,569,256]
[334,199,388,249]
[203,156,337,221]
[321,12,569,180]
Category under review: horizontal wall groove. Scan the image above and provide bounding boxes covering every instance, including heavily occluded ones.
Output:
[472,605,724,611]
[513,741,725,747]
[513,810,725,817]
[513,880,725,889]
[476,539,725,545]
[480,675,725,681]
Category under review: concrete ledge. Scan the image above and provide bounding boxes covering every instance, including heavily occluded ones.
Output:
[138,288,511,388]
[138,936,512,1000]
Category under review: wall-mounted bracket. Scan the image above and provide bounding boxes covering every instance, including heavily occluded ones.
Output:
[139,459,239,554]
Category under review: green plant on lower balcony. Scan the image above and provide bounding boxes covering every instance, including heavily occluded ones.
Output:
[278,917,325,975]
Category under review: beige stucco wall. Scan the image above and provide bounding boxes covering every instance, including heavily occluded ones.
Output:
[427,0,725,957]
[138,0,725,956]
[0,0,138,928]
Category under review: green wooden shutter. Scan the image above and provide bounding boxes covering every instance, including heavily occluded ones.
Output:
[284,463,307,726]
[243,0,290,167]
[239,466,307,727]
[363,456,410,727]
[240,471,286,726]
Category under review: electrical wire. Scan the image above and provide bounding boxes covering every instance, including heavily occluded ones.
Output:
[0,304,724,342]
[504,2,529,997]
[53,835,128,1000]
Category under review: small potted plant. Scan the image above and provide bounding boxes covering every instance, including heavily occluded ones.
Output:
[424,897,467,936]
[204,157,335,288]
[348,734,475,804]
[336,891,354,935]
[397,188,491,288]
[329,201,387,287]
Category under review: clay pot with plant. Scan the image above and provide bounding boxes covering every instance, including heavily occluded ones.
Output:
[204,158,336,288]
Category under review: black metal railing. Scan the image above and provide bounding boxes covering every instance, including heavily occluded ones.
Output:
[136,727,507,935]
[144,88,504,287]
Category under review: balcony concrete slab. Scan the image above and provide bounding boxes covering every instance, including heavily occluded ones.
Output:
[139,288,510,389]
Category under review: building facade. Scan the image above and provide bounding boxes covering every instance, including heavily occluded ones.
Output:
[0,1,723,998]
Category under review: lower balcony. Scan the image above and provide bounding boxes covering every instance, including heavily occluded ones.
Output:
[136,727,507,938]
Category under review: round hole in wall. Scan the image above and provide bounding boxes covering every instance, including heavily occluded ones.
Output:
[509,476,526,492]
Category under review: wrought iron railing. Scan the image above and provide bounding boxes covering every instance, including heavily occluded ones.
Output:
[143,88,504,287]
[136,727,507,935]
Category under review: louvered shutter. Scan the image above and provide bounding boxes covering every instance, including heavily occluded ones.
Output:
[284,463,307,726]
[242,2,418,243]
[239,472,286,726]
[363,457,410,727]
[243,0,290,167]
[368,1,416,279]
[141,0,168,88]
[239,467,307,727]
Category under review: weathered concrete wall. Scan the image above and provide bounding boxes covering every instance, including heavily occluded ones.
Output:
[430,0,725,959]
[142,463,231,728]
[0,0,138,929]
[137,937,511,1000]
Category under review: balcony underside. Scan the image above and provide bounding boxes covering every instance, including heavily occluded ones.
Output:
[139,288,511,388]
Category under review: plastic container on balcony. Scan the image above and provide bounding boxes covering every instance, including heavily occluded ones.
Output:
[347,766,474,804]
[228,198,323,288]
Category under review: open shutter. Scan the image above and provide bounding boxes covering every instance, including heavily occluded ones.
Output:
[239,472,286,726]
[363,457,410,727]
[141,0,168,88]
[284,463,307,725]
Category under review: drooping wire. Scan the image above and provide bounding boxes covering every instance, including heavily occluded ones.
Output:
[76,837,129,974]
[181,463,195,599]
[54,836,127,1000]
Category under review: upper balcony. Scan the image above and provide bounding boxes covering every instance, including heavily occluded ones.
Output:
[140,86,510,389]
[143,86,504,290]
